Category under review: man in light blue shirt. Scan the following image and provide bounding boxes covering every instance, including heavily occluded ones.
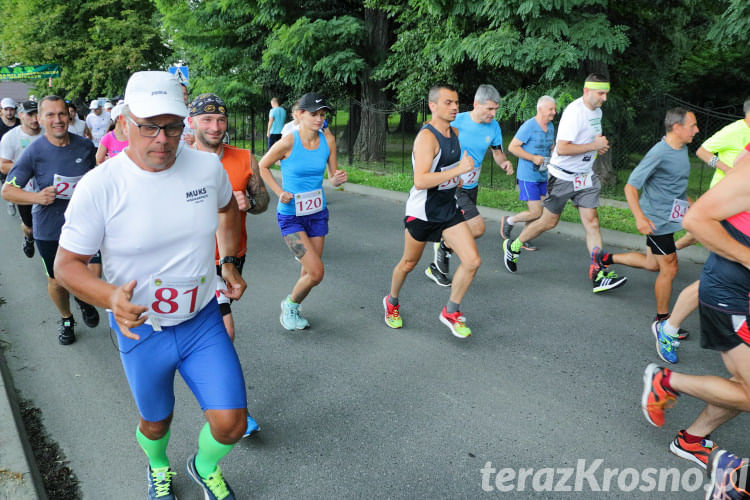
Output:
[503,96,557,250]
[427,84,514,287]
[267,97,287,149]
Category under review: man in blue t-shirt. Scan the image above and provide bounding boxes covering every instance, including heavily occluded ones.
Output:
[1,95,100,345]
[427,84,514,287]
[594,108,699,363]
[266,97,287,149]
[503,96,557,250]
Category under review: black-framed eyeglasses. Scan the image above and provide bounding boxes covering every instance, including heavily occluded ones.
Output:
[125,114,184,138]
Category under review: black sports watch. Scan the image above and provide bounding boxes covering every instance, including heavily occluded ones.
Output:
[219,256,241,267]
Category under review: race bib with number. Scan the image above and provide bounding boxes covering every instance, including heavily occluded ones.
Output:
[437,161,460,191]
[669,199,689,222]
[539,156,550,172]
[573,173,592,191]
[294,189,324,216]
[148,275,209,321]
[53,173,84,200]
[460,169,480,186]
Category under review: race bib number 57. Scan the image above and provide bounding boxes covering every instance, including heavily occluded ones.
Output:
[573,173,592,191]
[149,275,208,321]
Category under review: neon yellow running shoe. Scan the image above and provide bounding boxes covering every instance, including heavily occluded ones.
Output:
[383,295,402,329]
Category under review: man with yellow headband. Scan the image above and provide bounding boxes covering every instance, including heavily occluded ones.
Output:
[502,73,628,293]
[696,98,750,188]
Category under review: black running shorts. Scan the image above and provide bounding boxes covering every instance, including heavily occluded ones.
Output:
[699,303,750,352]
[456,186,480,221]
[404,211,464,243]
[646,233,676,256]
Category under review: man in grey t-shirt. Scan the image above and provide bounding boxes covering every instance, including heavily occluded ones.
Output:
[592,108,699,363]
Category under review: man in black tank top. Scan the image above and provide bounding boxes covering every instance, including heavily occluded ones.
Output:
[383,85,481,339]
[641,153,750,494]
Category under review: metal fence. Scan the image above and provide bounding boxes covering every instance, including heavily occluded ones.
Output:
[229,95,741,198]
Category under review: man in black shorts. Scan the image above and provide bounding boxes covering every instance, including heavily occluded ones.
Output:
[1,96,100,344]
[384,85,480,338]
[593,108,699,363]
[641,149,750,473]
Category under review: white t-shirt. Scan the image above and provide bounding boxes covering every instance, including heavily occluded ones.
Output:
[85,112,111,146]
[59,146,233,327]
[280,121,299,137]
[0,126,42,191]
[68,116,86,137]
[548,97,603,181]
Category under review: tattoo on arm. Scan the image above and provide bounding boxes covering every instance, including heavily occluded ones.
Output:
[247,156,269,214]
[283,233,307,260]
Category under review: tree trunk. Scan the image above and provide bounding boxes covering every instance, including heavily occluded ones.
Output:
[353,8,389,162]
[397,111,418,134]
[594,150,617,186]
[340,100,360,154]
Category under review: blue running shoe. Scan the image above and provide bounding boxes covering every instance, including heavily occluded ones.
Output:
[706,449,750,500]
[243,413,260,438]
[146,465,176,499]
[186,453,235,500]
[652,320,679,364]
[280,297,309,330]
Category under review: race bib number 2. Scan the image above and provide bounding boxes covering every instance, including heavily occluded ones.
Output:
[670,199,689,222]
[149,275,208,321]
[53,173,83,200]
[295,189,323,216]
[573,173,592,192]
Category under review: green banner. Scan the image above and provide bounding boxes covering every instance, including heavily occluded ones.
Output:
[0,64,61,80]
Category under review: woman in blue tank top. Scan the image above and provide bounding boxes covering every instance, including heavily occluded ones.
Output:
[259,93,347,331]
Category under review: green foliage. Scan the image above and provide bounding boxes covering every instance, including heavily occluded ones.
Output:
[0,0,168,99]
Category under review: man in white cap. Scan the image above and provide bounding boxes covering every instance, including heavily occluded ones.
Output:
[0,97,19,215]
[54,71,247,500]
[85,99,109,147]
[0,100,42,258]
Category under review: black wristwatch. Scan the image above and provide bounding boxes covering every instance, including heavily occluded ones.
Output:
[219,256,241,267]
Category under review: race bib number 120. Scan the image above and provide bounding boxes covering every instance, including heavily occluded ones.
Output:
[54,173,83,200]
[149,275,208,321]
[295,189,324,216]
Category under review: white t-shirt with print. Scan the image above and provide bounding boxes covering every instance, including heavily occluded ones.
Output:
[548,97,603,181]
[0,126,42,191]
[59,146,232,327]
[85,112,111,146]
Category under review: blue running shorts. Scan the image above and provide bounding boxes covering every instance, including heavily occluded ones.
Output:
[518,180,548,201]
[110,298,247,422]
[277,208,329,237]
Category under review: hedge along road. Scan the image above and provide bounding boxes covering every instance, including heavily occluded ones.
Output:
[0,181,738,499]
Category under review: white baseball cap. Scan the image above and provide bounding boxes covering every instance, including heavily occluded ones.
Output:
[89,100,100,109]
[104,101,113,110]
[124,71,187,118]
[110,103,124,121]
[1,98,16,109]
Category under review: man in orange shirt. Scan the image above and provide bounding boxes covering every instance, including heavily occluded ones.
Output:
[189,92,269,437]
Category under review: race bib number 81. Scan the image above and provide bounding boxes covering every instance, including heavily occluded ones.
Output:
[149,275,208,321]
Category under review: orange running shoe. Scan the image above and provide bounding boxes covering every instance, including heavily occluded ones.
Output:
[641,363,678,427]
[670,429,716,470]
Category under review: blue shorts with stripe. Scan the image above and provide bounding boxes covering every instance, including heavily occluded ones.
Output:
[518,180,548,201]
[110,298,246,422]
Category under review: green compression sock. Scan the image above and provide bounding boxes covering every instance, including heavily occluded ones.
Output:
[510,238,523,252]
[136,427,170,469]
[195,422,235,479]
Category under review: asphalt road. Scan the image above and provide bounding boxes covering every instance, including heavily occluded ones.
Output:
[0,184,743,499]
